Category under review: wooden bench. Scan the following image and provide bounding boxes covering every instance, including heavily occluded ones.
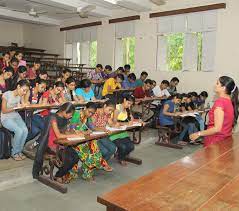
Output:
[36,124,144,193]
[97,134,239,210]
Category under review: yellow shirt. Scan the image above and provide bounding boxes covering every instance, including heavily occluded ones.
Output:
[102,78,121,96]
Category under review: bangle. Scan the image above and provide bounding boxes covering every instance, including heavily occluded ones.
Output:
[198,132,201,137]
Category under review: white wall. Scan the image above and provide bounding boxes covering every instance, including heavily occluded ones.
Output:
[0,20,24,46]
[23,23,64,57]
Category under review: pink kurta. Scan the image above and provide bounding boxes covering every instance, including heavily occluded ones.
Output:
[204,97,234,147]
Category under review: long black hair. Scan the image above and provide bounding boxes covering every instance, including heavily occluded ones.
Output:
[219,76,239,126]
[58,102,75,114]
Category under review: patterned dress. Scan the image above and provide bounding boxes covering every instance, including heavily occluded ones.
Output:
[67,110,108,180]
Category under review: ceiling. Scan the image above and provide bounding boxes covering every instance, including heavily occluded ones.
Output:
[0,0,166,25]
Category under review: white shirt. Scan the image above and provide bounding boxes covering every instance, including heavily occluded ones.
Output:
[153,86,171,98]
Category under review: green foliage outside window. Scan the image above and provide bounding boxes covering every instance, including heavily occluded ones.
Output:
[167,33,184,71]
[122,37,135,70]
[90,41,97,67]
[197,32,203,71]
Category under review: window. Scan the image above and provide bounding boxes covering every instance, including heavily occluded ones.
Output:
[156,10,217,72]
[115,37,135,70]
[90,41,97,67]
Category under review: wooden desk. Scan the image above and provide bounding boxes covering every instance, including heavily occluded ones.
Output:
[98,134,239,210]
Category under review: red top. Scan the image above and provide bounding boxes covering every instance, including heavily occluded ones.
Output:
[26,68,37,79]
[48,118,57,150]
[133,87,150,99]
[92,110,110,128]
[0,58,8,70]
[204,97,234,147]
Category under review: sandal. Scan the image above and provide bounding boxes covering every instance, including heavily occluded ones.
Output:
[103,165,113,172]
[12,154,23,161]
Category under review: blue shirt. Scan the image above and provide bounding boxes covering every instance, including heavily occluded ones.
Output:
[159,100,175,126]
[122,78,136,89]
[75,88,94,101]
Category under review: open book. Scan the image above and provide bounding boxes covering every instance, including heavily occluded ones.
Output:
[180,112,200,118]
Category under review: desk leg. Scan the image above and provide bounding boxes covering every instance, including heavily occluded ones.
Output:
[125,156,142,165]
[133,129,141,145]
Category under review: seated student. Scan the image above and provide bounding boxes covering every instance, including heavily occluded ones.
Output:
[15,51,26,67]
[102,65,115,79]
[0,66,14,93]
[87,64,104,99]
[0,52,10,70]
[109,95,135,166]
[9,65,27,91]
[135,71,148,87]
[64,77,78,102]
[102,73,124,101]
[9,47,16,60]
[197,91,208,109]
[57,68,71,84]
[45,102,80,184]
[157,94,183,143]
[37,69,48,81]
[149,80,156,97]
[69,102,112,181]
[26,60,41,80]
[76,79,96,102]
[133,79,153,99]
[25,79,47,143]
[122,73,137,89]
[124,64,131,75]
[153,80,171,98]
[116,66,124,74]
[1,80,30,161]
[92,100,117,161]
[9,58,19,73]
[168,77,179,95]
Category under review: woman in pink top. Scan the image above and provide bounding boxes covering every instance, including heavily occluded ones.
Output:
[15,52,26,67]
[190,76,238,147]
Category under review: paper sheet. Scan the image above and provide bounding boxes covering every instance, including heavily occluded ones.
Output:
[105,125,127,131]
[67,137,85,141]
[90,131,106,136]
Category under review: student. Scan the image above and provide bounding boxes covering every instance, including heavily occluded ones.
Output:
[92,100,117,161]
[122,73,137,89]
[46,102,80,183]
[26,60,41,80]
[102,65,114,79]
[0,66,14,93]
[57,68,71,84]
[9,65,27,91]
[9,58,19,72]
[15,51,26,67]
[110,95,135,165]
[190,76,238,147]
[153,80,170,98]
[124,64,131,75]
[158,94,182,132]
[168,77,179,95]
[64,77,78,102]
[87,64,104,99]
[133,79,152,99]
[25,79,47,143]
[0,52,10,70]
[69,102,112,180]
[102,74,124,100]
[197,91,208,109]
[40,81,65,117]
[37,70,48,81]
[76,79,96,102]
[9,47,16,60]
[135,71,148,87]
[1,80,30,161]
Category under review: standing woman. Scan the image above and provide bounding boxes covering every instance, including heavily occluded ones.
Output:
[1,80,30,161]
[190,76,238,147]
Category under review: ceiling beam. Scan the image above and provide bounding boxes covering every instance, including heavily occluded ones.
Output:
[109,15,140,24]
[60,21,102,31]
[150,3,226,18]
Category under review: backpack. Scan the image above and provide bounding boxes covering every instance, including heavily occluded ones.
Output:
[0,127,12,159]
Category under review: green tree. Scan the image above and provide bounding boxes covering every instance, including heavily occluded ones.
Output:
[90,41,97,67]
[123,37,135,70]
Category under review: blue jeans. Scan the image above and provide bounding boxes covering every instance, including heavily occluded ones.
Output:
[2,114,28,156]
[27,114,45,141]
[92,84,103,99]
[195,115,205,131]
[178,122,198,142]
[98,138,116,161]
